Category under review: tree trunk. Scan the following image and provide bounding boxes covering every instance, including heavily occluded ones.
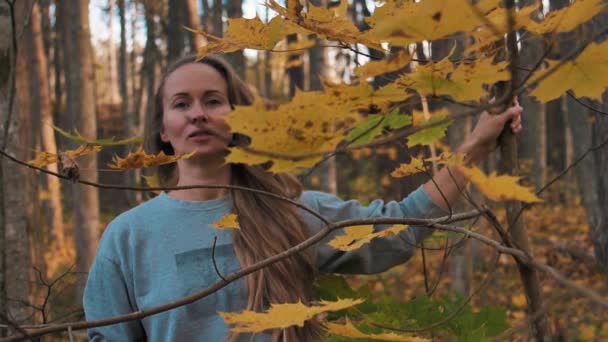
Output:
[143,2,159,136]
[185,0,204,53]
[499,1,550,339]
[225,0,245,79]
[25,1,66,265]
[167,0,186,62]
[107,0,119,105]
[118,0,137,205]
[60,0,100,298]
[201,0,214,34]
[0,0,33,330]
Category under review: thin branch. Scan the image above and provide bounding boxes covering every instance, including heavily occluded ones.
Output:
[565,91,608,116]
[5,213,608,341]
[0,149,330,226]
[372,251,501,334]
[0,213,490,341]
[509,133,608,228]
[212,236,227,281]
[0,313,31,340]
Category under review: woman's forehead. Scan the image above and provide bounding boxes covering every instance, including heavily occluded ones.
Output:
[164,63,228,96]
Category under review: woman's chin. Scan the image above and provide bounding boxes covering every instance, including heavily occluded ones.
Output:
[181,146,228,163]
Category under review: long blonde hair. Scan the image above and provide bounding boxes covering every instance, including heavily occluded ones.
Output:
[144,54,324,341]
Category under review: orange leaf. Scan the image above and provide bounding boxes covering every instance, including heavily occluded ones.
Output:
[457,166,542,203]
[108,147,194,170]
[210,213,240,230]
[220,298,364,333]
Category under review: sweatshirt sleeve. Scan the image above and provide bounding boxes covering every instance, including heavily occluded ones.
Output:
[301,185,448,275]
[83,222,146,341]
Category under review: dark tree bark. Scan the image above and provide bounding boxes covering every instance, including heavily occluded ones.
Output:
[498,1,550,339]
[167,0,186,62]
[225,0,245,79]
[0,0,33,329]
[60,0,100,297]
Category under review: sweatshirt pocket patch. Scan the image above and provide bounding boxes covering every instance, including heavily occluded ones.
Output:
[175,244,245,316]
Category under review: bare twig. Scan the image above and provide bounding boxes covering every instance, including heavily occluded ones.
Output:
[371,251,501,334]
[212,236,227,281]
[0,149,329,226]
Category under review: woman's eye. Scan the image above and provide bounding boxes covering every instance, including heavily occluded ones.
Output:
[206,98,222,106]
[174,101,189,109]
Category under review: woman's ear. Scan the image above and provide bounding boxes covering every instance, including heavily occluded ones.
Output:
[160,130,170,143]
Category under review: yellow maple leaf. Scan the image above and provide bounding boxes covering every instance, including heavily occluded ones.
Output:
[464,4,538,54]
[28,144,102,168]
[328,225,408,252]
[210,213,240,230]
[396,57,509,101]
[267,0,383,50]
[195,16,310,57]
[529,41,608,103]
[355,51,412,79]
[225,81,410,173]
[526,0,605,35]
[108,147,195,170]
[391,157,426,178]
[327,317,429,342]
[220,298,364,333]
[28,152,59,168]
[364,0,502,46]
[457,165,543,203]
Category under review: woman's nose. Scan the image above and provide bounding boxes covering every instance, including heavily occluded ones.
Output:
[188,103,209,124]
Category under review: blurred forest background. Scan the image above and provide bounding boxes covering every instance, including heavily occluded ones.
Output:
[1,0,607,340]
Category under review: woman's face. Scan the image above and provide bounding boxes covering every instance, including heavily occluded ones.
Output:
[160,63,232,160]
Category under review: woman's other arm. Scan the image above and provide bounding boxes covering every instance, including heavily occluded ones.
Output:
[423,99,523,211]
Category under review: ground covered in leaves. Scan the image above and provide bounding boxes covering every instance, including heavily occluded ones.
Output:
[340,197,607,341]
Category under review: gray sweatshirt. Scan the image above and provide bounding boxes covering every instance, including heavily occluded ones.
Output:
[83,185,446,341]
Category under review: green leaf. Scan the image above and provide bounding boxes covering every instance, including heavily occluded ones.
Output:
[385,108,412,129]
[407,119,452,147]
[345,115,384,147]
[345,109,412,147]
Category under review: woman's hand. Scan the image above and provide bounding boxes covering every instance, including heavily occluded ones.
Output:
[458,97,523,164]
[423,97,524,211]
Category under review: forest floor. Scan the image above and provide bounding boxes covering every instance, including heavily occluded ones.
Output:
[347,196,607,341]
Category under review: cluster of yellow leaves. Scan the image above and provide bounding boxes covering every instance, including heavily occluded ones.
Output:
[327,318,428,342]
[458,165,543,203]
[210,213,240,230]
[267,0,383,50]
[396,56,510,102]
[108,147,195,170]
[225,82,409,173]
[391,152,464,178]
[391,157,426,178]
[355,51,412,79]
[194,16,310,57]
[328,225,408,252]
[363,0,501,47]
[529,40,608,102]
[525,0,605,35]
[28,144,102,168]
[220,298,364,333]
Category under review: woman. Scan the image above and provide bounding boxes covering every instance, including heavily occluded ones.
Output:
[83,55,522,341]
